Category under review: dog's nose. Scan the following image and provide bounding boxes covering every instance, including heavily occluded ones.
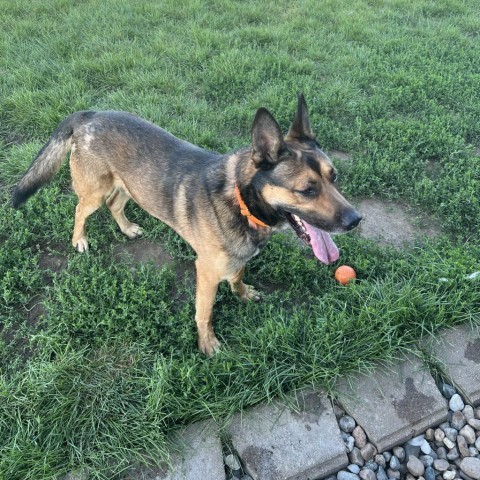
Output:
[342,209,362,231]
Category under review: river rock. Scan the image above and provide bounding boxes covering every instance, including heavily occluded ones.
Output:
[450,394,465,412]
[339,415,356,433]
[459,425,476,444]
[407,456,425,477]
[352,426,367,449]
[460,458,480,479]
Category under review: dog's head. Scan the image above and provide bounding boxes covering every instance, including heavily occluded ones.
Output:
[244,94,361,264]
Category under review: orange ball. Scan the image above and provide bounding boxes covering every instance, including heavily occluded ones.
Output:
[334,265,356,285]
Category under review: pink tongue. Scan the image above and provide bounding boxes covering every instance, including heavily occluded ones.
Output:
[303,221,340,264]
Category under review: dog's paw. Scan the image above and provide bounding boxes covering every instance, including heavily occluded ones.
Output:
[198,335,221,357]
[240,284,261,303]
[74,238,89,253]
[125,223,143,239]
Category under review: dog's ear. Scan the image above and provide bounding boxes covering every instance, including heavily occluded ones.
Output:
[286,93,315,141]
[251,108,286,168]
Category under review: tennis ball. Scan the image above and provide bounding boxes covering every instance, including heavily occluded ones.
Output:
[334,265,356,285]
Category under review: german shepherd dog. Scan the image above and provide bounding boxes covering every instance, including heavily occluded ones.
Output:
[13,95,361,356]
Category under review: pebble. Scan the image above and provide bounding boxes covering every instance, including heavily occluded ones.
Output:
[352,426,367,449]
[460,425,477,444]
[476,437,480,450]
[434,459,451,472]
[460,458,480,479]
[475,407,480,419]
[337,471,360,480]
[389,455,400,470]
[450,394,465,412]
[347,464,361,474]
[409,435,426,446]
[448,393,465,415]
[452,411,467,430]
[420,439,432,454]
[444,437,456,449]
[436,429,446,443]
[463,405,474,421]
[364,460,378,472]
[443,470,457,480]
[468,419,480,431]
[407,455,425,477]
[376,466,388,480]
[340,416,357,433]
[392,446,405,462]
[447,446,460,461]
[225,454,241,471]
[387,468,400,479]
[425,428,435,441]
[444,427,458,442]
[437,446,448,459]
[375,454,386,468]
[469,447,479,456]
[360,443,376,461]
[349,447,365,467]
[420,455,434,468]
[359,469,376,480]
[346,436,355,453]
[425,466,436,480]
[442,383,457,399]
[457,435,470,458]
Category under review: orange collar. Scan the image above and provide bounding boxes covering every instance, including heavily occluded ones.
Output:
[234,185,269,228]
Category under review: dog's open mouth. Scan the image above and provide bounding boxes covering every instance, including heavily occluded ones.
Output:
[285,213,340,265]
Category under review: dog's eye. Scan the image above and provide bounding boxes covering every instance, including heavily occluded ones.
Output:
[298,187,317,197]
[332,173,338,183]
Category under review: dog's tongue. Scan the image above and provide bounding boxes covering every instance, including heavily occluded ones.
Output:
[303,221,340,264]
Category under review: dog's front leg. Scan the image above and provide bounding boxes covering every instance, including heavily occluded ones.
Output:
[195,259,222,356]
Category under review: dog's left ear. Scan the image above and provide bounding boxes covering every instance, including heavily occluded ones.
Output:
[286,93,315,141]
[251,108,286,168]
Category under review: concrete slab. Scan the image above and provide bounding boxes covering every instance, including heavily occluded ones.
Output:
[228,389,348,480]
[424,325,480,406]
[158,420,225,480]
[335,356,448,452]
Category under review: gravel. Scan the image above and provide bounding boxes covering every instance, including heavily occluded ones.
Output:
[331,390,480,480]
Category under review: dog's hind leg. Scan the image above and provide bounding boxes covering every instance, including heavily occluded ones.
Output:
[106,187,143,239]
[229,267,261,303]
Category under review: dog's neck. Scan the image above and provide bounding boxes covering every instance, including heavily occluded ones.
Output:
[234,184,269,229]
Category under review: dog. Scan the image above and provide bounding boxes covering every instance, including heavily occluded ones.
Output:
[12,95,361,356]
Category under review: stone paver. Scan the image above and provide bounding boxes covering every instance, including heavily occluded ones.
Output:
[335,355,448,452]
[424,325,480,406]
[228,389,347,480]
[159,420,224,480]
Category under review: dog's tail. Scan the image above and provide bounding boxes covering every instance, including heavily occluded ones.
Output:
[12,111,94,208]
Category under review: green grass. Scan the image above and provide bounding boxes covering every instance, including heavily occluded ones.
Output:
[1,0,479,478]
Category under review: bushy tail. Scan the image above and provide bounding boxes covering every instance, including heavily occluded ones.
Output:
[12,111,92,208]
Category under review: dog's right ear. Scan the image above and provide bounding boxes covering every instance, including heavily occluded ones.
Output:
[251,108,286,169]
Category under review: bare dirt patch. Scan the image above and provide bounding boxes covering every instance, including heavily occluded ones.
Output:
[114,238,174,268]
[355,198,441,247]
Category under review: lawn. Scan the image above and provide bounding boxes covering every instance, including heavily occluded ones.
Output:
[0,0,479,478]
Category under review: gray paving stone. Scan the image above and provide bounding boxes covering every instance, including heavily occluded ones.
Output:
[228,389,348,480]
[335,356,448,452]
[424,325,480,406]
[159,420,224,480]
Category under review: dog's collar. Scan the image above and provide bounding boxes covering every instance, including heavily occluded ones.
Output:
[234,184,269,228]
